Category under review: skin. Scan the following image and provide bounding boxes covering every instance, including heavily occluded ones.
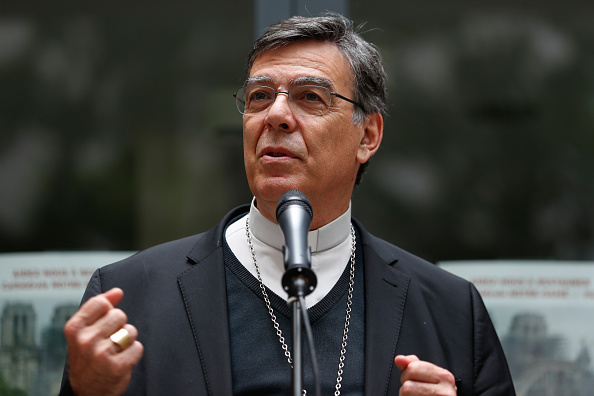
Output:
[64,288,143,396]
[64,40,456,395]
[395,355,458,396]
[243,40,383,229]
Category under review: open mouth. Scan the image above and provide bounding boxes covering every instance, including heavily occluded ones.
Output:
[268,152,287,157]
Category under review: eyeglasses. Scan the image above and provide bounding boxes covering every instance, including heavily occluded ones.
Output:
[233,85,364,116]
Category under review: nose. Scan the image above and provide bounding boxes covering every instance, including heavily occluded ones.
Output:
[265,91,296,132]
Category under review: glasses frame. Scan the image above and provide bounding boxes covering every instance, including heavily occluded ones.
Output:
[233,85,365,116]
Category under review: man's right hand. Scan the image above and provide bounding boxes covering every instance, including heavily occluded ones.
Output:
[64,288,143,396]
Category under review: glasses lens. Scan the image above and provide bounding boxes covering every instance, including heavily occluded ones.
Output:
[234,88,247,114]
[289,85,332,116]
[234,85,333,116]
[236,86,276,115]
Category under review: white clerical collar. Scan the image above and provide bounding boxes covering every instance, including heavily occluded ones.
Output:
[248,197,351,253]
[224,198,353,308]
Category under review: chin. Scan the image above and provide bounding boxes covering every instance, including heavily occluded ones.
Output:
[253,178,305,203]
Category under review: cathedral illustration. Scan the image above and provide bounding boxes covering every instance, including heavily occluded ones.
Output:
[502,312,594,396]
[1,302,593,395]
[0,302,78,396]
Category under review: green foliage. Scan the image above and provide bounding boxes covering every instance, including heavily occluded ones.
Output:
[0,372,27,396]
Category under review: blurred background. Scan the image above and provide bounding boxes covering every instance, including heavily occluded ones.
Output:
[1,0,593,262]
[1,1,594,394]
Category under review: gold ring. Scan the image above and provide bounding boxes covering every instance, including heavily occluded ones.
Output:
[110,328,132,350]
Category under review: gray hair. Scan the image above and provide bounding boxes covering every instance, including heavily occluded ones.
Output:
[246,13,387,184]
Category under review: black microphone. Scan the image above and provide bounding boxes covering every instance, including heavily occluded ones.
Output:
[276,190,317,298]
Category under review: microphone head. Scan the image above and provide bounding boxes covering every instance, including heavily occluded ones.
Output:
[276,190,313,221]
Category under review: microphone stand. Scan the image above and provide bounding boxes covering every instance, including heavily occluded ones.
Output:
[283,271,316,396]
[276,190,318,396]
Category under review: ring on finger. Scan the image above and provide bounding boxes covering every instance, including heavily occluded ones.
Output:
[110,328,132,350]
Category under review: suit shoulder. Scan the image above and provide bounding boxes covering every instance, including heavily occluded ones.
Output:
[102,234,199,273]
[98,205,248,281]
[361,228,470,288]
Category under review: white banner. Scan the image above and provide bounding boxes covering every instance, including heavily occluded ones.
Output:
[0,251,132,396]
[439,261,594,396]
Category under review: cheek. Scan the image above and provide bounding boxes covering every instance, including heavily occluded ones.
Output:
[242,120,259,152]
[242,130,253,170]
[318,121,361,154]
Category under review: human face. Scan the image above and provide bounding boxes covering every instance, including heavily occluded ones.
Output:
[243,41,382,228]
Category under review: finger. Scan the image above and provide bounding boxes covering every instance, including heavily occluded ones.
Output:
[394,354,419,371]
[400,379,457,396]
[71,336,144,396]
[74,288,125,327]
[108,326,144,369]
[83,324,140,369]
[115,325,144,365]
[104,287,125,307]
[123,339,144,366]
[401,360,456,386]
[93,307,129,339]
[64,308,127,355]
[109,324,139,354]
[112,339,144,378]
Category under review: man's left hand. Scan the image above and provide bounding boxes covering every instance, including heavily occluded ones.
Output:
[394,355,457,396]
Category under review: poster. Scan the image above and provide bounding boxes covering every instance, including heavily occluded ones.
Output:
[0,251,132,396]
[439,261,594,396]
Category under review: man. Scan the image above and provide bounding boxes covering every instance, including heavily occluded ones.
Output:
[61,14,515,396]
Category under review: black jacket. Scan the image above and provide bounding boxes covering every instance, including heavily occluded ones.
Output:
[61,205,515,395]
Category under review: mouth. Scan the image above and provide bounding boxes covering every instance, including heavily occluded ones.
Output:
[261,146,296,159]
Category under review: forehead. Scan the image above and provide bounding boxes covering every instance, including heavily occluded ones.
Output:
[248,41,353,90]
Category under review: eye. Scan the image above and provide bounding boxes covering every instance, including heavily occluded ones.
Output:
[292,86,331,114]
[294,87,326,103]
[248,88,273,102]
[243,87,275,112]
[303,91,322,102]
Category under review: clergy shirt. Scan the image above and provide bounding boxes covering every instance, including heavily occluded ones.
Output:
[224,199,352,309]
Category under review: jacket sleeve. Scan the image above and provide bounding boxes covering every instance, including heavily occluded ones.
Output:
[471,283,516,395]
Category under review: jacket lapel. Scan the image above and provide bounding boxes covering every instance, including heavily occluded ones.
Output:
[178,206,249,396]
[174,209,410,396]
[359,223,411,396]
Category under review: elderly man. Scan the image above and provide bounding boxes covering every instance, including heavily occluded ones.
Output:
[61,14,515,396]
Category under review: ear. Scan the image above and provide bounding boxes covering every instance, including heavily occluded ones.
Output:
[356,113,383,164]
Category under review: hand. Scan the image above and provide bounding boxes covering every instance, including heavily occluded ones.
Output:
[64,288,144,396]
[394,355,457,396]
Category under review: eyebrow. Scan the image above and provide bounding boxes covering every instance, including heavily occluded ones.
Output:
[244,75,335,91]
[289,76,334,91]
[245,76,274,87]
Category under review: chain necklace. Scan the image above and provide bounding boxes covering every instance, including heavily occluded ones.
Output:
[245,216,356,396]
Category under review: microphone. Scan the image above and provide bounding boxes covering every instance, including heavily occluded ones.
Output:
[276,190,317,297]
